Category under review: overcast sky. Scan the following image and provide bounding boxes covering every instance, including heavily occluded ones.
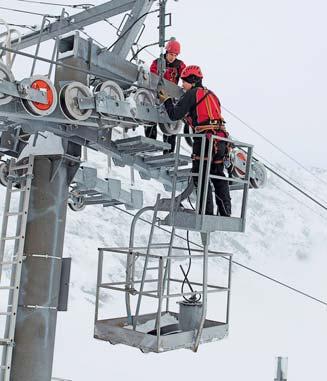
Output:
[1,0,327,174]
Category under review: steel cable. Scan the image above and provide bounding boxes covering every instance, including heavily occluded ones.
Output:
[223,105,327,187]
[113,206,327,307]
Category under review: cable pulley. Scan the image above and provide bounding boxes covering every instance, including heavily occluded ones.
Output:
[94,80,124,124]
[59,81,93,121]
[250,161,267,188]
[21,76,57,117]
[230,149,247,179]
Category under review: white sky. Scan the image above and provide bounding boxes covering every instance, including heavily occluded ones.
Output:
[1,0,326,171]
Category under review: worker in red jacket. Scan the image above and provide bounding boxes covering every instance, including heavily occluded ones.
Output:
[159,65,231,216]
[146,38,186,153]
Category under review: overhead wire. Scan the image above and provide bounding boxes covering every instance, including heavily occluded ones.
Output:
[104,17,157,60]
[0,4,60,18]
[270,182,327,222]
[113,205,327,307]
[106,9,159,51]
[223,105,327,187]
[254,150,327,208]
[0,0,94,10]
[259,158,327,211]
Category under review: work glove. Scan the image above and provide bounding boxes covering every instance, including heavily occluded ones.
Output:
[158,88,170,103]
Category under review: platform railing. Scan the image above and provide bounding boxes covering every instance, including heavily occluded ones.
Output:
[169,133,253,232]
[95,245,232,352]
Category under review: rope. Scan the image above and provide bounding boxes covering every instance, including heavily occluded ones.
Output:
[0,5,60,18]
[0,0,94,10]
[254,151,327,208]
[107,9,159,51]
[113,206,327,307]
[223,105,327,187]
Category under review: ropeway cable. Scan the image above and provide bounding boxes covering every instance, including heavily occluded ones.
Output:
[0,0,94,10]
[113,205,327,307]
[0,5,60,18]
[259,159,327,211]
[254,150,327,208]
[106,9,159,51]
[270,182,327,222]
[223,105,327,188]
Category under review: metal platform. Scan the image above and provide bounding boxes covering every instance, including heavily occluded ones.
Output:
[95,312,228,353]
[71,166,143,210]
[114,136,170,154]
[161,211,245,233]
[144,152,191,168]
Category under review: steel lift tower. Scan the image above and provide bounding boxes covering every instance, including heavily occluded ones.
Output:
[0,0,267,379]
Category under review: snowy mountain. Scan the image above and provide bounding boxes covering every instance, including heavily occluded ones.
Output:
[1,143,326,381]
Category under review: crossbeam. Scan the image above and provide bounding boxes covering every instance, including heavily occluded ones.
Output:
[8,0,137,51]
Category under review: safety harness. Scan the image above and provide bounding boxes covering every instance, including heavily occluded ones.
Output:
[186,88,231,163]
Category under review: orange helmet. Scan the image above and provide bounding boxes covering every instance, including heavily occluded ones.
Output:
[181,65,203,80]
[165,39,181,55]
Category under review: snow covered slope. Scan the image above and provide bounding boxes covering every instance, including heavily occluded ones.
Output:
[0,146,326,381]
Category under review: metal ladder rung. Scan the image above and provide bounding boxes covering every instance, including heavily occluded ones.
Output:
[1,236,21,241]
[11,163,30,170]
[0,312,13,316]
[5,212,24,217]
[146,267,159,270]
[9,187,27,193]
[0,286,15,290]
[0,338,13,345]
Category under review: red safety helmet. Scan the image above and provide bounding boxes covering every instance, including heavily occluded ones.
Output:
[165,39,181,55]
[181,65,203,79]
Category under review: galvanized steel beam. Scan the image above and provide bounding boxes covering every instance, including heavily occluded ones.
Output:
[112,0,156,58]
[9,0,137,51]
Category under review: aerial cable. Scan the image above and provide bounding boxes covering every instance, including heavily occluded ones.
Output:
[113,206,327,307]
[259,158,327,211]
[7,23,38,31]
[254,150,327,208]
[103,18,157,60]
[271,182,327,223]
[0,5,60,18]
[106,9,159,51]
[223,105,327,187]
[0,0,94,10]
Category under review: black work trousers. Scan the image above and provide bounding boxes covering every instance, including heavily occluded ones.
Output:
[192,160,231,216]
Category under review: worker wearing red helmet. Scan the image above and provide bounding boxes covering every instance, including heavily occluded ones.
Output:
[159,65,231,216]
[146,38,186,152]
[150,38,186,85]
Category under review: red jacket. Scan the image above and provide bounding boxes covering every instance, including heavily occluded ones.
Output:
[150,55,186,84]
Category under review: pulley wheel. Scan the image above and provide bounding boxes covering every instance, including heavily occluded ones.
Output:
[134,88,157,130]
[134,88,155,107]
[231,149,247,179]
[0,61,15,106]
[0,161,9,187]
[59,82,93,121]
[94,80,124,121]
[159,119,184,136]
[21,76,58,117]
[68,195,86,211]
[250,161,267,188]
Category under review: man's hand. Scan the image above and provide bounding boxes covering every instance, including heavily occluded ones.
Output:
[158,88,170,103]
